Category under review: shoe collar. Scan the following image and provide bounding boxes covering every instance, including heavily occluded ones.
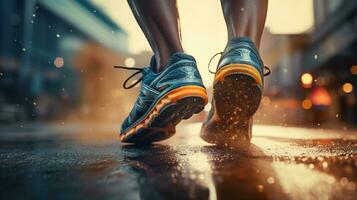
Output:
[148,52,195,73]
[224,37,259,54]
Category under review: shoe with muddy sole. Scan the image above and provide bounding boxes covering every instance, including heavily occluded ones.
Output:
[201,37,269,146]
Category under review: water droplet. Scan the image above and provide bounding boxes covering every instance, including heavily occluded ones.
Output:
[267,177,275,184]
[314,54,318,59]
[256,185,264,192]
[340,177,349,186]
[190,174,196,179]
[56,34,60,38]
[347,182,356,191]
[22,48,26,52]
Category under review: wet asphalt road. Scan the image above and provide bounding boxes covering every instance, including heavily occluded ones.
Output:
[0,122,357,200]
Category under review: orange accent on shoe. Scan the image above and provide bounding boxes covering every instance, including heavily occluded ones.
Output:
[119,85,208,142]
[214,64,263,86]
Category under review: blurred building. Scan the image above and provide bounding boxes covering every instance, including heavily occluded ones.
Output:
[257,31,310,125]
[261,31,310,98]
[302,0,357,125]
[260,0,357,126]
[0,0,128,122]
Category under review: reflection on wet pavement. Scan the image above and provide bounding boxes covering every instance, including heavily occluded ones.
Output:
[0,123,356,199]
[122,144,209,199]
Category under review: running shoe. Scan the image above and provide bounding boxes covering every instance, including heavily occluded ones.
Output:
[116,52,208,143]
[200,37,270,146]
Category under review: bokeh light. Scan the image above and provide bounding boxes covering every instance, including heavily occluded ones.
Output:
[350,65,357,75]
[261,96,271,106]
[302,99,312,110]
[124,57,135,68]
[54,57,64,68]
[309,87,332,106]
[301,73,313,88]
[342,83,353,94]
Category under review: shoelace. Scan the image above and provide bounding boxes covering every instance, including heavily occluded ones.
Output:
[207,52,271,76]
[114,53,271,89]
[114,65,143,89]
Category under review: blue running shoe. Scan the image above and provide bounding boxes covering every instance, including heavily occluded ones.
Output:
[116,52,208,144]
[200,37,270,146]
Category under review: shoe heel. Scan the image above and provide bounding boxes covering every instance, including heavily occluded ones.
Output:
[214,63,263,87]
[233,118,253,143]
[200,117,253,146]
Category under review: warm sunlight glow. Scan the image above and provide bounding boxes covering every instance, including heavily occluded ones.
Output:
[91,0,314,87]
[272,162,336,200]
[265,0,313,34]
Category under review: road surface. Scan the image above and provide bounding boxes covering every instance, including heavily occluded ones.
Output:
[0,122,356,200]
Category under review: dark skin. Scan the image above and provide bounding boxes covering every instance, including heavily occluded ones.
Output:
[128,0,268,72]
[221,0,268,48]
[128,0,183,72]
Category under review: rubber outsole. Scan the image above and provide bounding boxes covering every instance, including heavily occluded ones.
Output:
[214,74,262,121]
[201,64,263,146]
[120,86,208,144]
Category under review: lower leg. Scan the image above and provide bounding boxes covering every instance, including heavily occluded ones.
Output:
[220,0,268,48]
[128,0,183,72]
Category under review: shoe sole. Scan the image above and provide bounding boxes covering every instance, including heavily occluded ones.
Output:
[120,85,208,144]
[200,64,262,146]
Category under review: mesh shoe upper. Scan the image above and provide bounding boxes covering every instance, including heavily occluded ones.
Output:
[121,52,205,134]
